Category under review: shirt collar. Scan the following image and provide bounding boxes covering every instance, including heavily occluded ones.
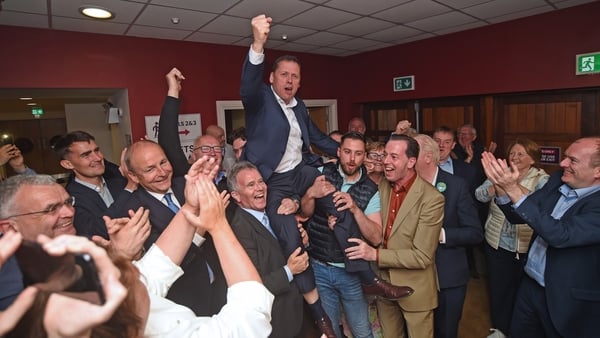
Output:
[75,176,107,192]
[559,183,600,200]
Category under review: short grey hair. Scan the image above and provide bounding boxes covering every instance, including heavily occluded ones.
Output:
[0,175,57,219]
[227,161,260,193]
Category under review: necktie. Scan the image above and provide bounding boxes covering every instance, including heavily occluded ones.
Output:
[164,193,179,213]
[262,214,276,238]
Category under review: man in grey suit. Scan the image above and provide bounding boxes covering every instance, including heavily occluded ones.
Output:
[227,161,307,338]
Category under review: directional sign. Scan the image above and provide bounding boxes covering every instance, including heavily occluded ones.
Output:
[145,113,202,159]
[393,75,415,92]
[576,51,600,75]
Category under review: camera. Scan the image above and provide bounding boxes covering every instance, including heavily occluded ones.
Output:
[14,240,106,305]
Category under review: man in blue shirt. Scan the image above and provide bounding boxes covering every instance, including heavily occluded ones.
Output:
[482,137,600,337]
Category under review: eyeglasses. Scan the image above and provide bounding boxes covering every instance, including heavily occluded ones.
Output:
[195,145,224,154]
[367,152,385,161]
[6,196,75,218]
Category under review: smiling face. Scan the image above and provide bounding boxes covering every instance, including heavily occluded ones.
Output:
[127,142,173,194]
[192,135,223,167]
[560,138,600,189]
[269,60,301,104]
[60,140,105,182]
[457,126,476,148]
[4,184,76,240]
[383,139,416,184]
[231,168,268,211]
[508,143,535,174]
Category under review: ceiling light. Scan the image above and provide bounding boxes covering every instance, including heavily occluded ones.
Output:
[26,103,37,106]
[79,6,115,20]
[171,17,180,24]
[19,97,33,100]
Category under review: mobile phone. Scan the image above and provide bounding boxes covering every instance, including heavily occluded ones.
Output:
[14,240,106,304]
[0,134,14,146]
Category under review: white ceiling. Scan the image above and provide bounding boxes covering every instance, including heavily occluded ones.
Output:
[1,0,597,57]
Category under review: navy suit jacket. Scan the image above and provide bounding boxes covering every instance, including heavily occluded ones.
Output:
[66,172,130,239]
[434,169,483,288]
[499,171,600,337]
[121,177,227,316]
[229,207,303,338]
[240,54,339,181]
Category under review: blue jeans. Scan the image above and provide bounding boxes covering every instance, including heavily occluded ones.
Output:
[312,258,374,338]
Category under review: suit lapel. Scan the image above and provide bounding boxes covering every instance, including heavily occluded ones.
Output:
[238,208,279,244]
[380,176,429,237]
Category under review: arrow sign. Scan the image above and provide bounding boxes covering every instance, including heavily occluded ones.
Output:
[393,75,415,92]
[179,129,190,136]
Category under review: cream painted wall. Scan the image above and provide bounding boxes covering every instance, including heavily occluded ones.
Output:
[64,103,117,163]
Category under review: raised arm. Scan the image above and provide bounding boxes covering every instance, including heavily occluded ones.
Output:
[158,67,190,178]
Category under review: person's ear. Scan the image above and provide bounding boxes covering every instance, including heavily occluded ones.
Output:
[0,219,18,234]
[269,72,274,84]
[60,159,74,170]
[127,171,140,185]
[407,157,417,169]
[230,191,241,203]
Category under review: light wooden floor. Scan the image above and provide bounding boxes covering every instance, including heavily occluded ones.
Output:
[302,276,492,338]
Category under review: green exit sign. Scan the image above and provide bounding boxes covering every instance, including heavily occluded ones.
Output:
[576,52,600,75]
[31,107,44,116]
[393,75,415,92]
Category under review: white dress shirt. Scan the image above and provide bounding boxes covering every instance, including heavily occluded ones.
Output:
[134,244,274,337]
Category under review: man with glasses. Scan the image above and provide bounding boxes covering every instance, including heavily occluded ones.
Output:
[0,174,146,310]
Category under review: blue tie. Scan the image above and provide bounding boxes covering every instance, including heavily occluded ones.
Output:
[262,214,276,238]
[164,193,179,213]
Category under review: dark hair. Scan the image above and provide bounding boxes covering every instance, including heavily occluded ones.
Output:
[388,134,420,159]
[341,131,366,145]
[6,255,142,338]
[52,131,96,159]
[227,161,260,193]
[227,127,246,145]
[272,55,300,72]
[433,126,456,141]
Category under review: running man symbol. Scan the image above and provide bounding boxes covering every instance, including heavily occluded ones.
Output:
[581,56,594,72]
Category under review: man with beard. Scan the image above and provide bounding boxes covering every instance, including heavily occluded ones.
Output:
[301,132,413,338]
[345,134,444,338]
[53,131,136,239]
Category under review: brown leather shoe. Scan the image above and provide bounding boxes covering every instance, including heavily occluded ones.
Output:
[362,278,414,300]
[315,315,337,338]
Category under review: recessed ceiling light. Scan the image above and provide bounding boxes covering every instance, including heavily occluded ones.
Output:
[79,6,115,20]
[26,103,37,106]
[171,17,180,24]
[19,97,33,100]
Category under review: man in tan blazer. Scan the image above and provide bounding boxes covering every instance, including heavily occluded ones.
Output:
[347,134,444,337]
